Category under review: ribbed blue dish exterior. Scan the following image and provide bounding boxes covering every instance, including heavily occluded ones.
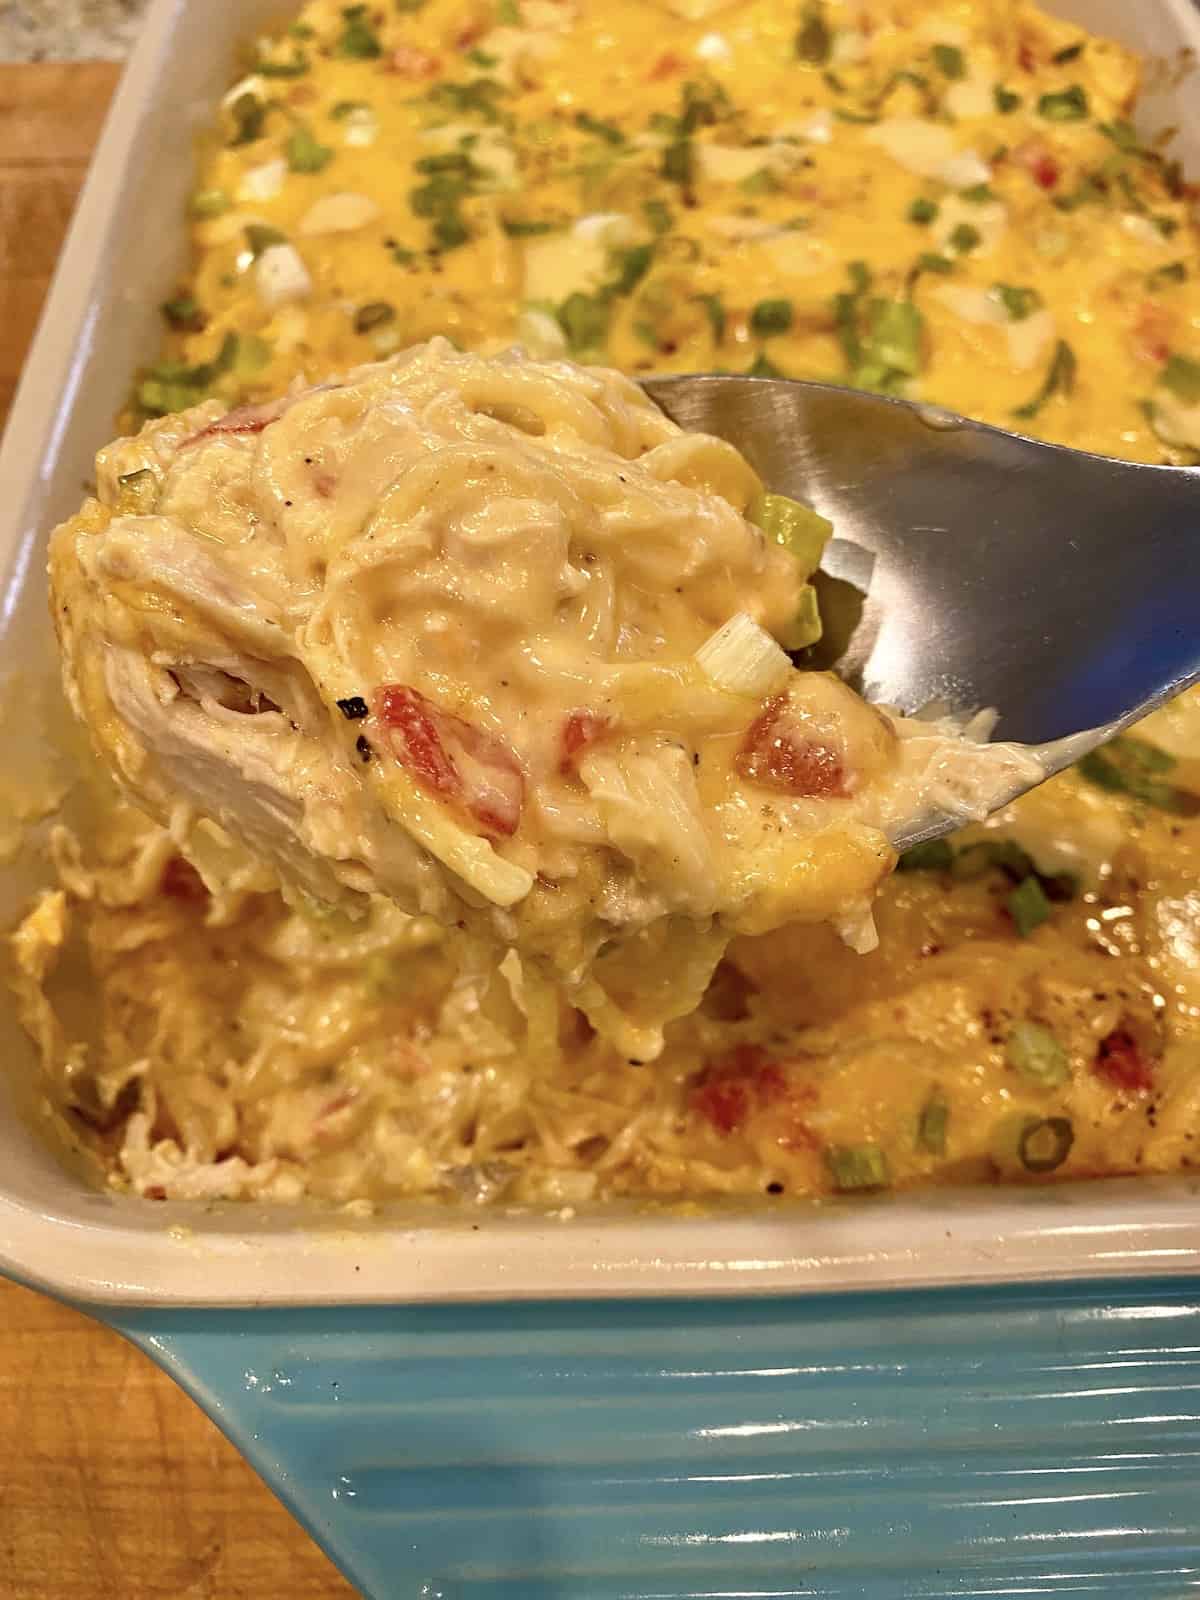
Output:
[112,1279,1200,1599]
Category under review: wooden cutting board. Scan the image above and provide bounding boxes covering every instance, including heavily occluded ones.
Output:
[0,63,357,1600]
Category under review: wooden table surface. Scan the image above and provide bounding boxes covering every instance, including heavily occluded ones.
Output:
[0,62,358,1600]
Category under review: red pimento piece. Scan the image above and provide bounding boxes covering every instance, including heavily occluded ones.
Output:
[736,696,847,797]
[1014,139,1060,191]
[1017,38,1036,71]
[181,397,290,448]
[1094,1029,1154,1093]
[389,43,441,77]
[649,52,682,79]
[160,856,209,904]
[690,1044,788,1135]
[1133,301,1173,366]
[374,684,524,837]
[559,709,613,774]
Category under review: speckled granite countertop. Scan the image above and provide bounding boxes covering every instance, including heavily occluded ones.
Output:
[0,0,148,61]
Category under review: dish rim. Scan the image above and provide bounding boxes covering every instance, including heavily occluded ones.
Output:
[2,0,1199,1309]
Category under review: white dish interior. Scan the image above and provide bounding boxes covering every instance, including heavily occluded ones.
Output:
[1,0,1198,1307]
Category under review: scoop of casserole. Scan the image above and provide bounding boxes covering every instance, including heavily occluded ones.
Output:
[49,339,1036,1056]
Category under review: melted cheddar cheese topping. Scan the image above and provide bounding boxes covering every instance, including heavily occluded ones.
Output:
[11,0,1200,1208]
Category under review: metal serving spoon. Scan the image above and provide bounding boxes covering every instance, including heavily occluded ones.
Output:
[642,374,1198,838]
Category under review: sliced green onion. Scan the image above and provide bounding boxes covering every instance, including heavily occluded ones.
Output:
[1097,117,1142,153]
[961,183,995,204]
[1013,339,1076,420]
[1006,1020,1070,1086]
[497,0,521,22]
[992,283,1043,321]
[949,222,981,254]
[679,79,732,134]
[610,243,654,295]
[741,167,781,197]
[993,84,1021,113]
[1077,736,1200,816]
[258,51,310,77]
[244,222,288,257]
[661,139,694,187]
[918,1093,949,1155]
[115,468,159,512]
[1052,41,1085,63]
[229,91,267,147]
[557,291,611,354]
[897,838,953,872]
[826,1143,890,1191]
[337,4,382,59]
[864,297,923,375]
[747,352,784,378]
[795,4,831,64]
[286,125,334,173]
[330,99,370,119]
[1147,261,1187,289]
[696,611,792,697]
[502,217,556,236]
[950,838,1034,881]
[780,584,823,651]
[698,292,726,342]
[931,43,965,80]
[137,379,198,416]
[1018,1116,1074,1173]
[749,492,832,575]
[643,199,673,235]
[433,213,470,250]
[907,196,939,225]
[750,298,794,337]
[576,111,624,145]
[191,186,231,218]
[354,301,395,333]
[1162,353,1200,406]
[1008,876,1052,937]
[1037,85,1089,122]
[161,294,204,331]
[906,252,953,292]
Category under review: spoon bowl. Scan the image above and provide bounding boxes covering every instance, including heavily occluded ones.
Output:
[642,374,1198,814]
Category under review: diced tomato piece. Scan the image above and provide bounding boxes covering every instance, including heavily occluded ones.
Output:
[736,696,847,797]
[559,709,613,774]
[1094,1029,1154,1093]
[389,44,441,77]
[374,684,524,837]
[161,856,209,904]
[1017,38,1037,71]
[649,52,682,80]
[690,1044,787,1134]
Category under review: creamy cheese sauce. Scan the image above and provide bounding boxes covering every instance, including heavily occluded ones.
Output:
[48,341,1035,1061]
[10,0,1200,1208]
